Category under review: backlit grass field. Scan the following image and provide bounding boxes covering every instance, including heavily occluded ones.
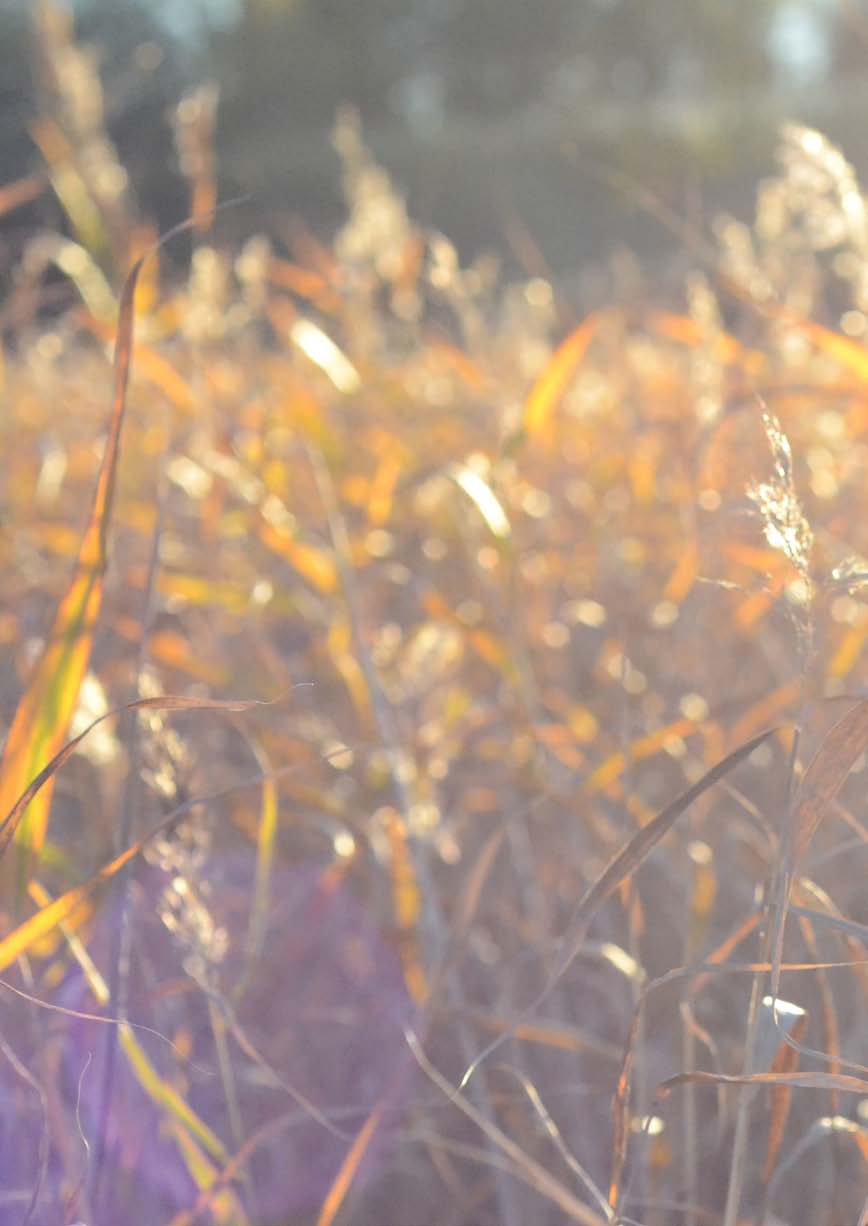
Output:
[2,18,868,1226]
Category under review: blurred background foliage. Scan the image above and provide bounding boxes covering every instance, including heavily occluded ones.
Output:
[6,5,868,1222]
[2,0,868,280]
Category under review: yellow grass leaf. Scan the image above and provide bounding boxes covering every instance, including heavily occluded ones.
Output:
[0,237,149,888]
[723,542,791,574]
[791,316,868,383]
[733,570,789,630]
[0,839,140,972]
[649,310,766,375]
[167,1122,248,1225]
[730,680,802,743]
[585,717,699,793]
[87,318,198,412]
[149,630,229,685]
[367,448,403,526]
[383,809,427,1003]
[0,701,263,980]
[157,573,252,613]
[119,1023,228,1163]
[523,314,599,436]
[317,1102,384,1226]
[246,736,280,960]
[829,622,868,679]
[663,538,699,603]
[259,520,339,593]
[327,616,371,721]
[30,117,110,264]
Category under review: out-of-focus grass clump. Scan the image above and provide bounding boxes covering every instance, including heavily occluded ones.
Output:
[3,12,868,1226]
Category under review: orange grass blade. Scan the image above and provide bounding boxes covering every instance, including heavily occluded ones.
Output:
[316,1102,385,1226]
[649,310,765,373]
[584,717,700,794]
[466,1012,621,1063]
[762,1009,807,1182]
[0,243,148,880]
[0,173,45,219]
[730,680,802,743]
[663,537,699,603]
[790,316,868,383]
[522,314,599,436]
[366,447,403,526]
[0,838,141,973]
[384,809,427,1003]
[829,617,868,679]
[84,319,198,412]
[258,519,339,593]
[0,695,264,862]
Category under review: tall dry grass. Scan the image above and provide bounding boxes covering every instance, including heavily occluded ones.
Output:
[1,11,868,1226]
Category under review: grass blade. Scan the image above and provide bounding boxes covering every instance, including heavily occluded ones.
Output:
[0,173,45,219]
[660,1069,868,1097]
[0,208,240,898]
[557,731,775,979]
[0,235,153,893]
[522,314,600,436]
[0,695,265,863]
[316,1102,385,1226]
[789,700,868,868]
[459,727,776,1089]
[118,1024,228,1164]
[245,735,279,962]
